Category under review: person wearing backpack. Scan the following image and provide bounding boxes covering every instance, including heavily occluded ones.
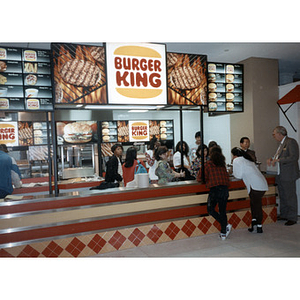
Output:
[122,146,147,187]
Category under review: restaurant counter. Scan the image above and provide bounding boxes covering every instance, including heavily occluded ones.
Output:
[10,176,104,196]
[0,176,277,257]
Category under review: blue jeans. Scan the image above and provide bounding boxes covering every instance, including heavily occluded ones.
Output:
[207,185,229,234]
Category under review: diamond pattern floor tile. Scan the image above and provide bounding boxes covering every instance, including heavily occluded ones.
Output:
[42,241,64,257]
[128,228,145,247]
[65,237,86,257]
[108,231,126,250]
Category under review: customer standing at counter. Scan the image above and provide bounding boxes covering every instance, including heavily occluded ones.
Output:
[231,147,268,233]
[267,126,300,226]
[145,137,160,184]
[122,146,147,187]
[190,144,208,178]
[105,143,123,185]
[240,137,257,163]
[197,146,231,240]
[155,146,185,184]
[0,144,22,199]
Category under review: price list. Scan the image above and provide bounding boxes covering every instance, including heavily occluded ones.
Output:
[207,62,243,113]
[0,46,53,111]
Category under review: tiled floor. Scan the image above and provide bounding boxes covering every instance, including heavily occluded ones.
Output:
[93,217,300,257]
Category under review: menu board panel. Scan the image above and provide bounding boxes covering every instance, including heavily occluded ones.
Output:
[207,62,243,113]
[56,121,98,145]
[0,46,53,111]
[52,43,107,105]
[101,120,174,143]
[167,52,207,106]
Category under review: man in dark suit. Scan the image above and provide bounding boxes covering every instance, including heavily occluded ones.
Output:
[267,126,300,226]
[240,137,257,162]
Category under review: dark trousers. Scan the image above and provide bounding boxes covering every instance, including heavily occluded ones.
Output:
[207,185,229,234]
[249,188,265,224]
[0,189,9,199]
[277,179,298,222]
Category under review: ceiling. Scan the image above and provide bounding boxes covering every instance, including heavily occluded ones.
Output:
[1,42,300,85]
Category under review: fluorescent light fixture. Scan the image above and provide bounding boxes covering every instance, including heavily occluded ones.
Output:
[76,104,83,107]
[128,110,149,112]
[85,105,157,110]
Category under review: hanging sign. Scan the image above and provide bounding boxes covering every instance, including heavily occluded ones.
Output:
[106,43,167,105]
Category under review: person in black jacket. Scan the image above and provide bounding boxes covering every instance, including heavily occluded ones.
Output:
[105,143,123,183]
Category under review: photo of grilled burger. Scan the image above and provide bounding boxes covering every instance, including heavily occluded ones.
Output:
[170,65,201,90]
[59,59,101,87]
[167,53,179,68]
[63,122,93,144]
[89,46,105,64]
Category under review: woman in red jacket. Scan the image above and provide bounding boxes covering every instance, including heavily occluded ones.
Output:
[122,146,147,187]
[197,146,232,240]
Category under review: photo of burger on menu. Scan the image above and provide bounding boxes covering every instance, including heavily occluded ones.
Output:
[56,121,98,145]
[52,43,107,105]
[167,52,207,106]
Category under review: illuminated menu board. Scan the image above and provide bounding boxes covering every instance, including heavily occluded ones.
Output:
[0,46,53,111]
[207,62,243,113]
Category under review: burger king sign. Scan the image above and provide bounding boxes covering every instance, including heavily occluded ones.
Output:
[106,43,167,105]
[129,120,149,142]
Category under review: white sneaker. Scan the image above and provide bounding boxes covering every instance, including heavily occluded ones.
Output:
[226,224,232,238]
[219,233,226,241]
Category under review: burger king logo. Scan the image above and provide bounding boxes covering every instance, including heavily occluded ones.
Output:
[106,43,167,105]
[26,99,40,110]
[129,120,149,142]
[0,98,9,110]
[0,122,18,146]
[24,50,37,62]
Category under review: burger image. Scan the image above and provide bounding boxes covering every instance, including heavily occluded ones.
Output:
[226,74,234,83]
[161,133,167,140]
[226,64,234,73]
[208,92,217,101]
[63,122,93,144]
[226,84,234,92]
[34,130,43,137]
[226,102,234,111]
[160,127,167,134]
[208,83,217,92]
[208,73,216,82]
[102,128,110,135]
[103,135,110,142]
[209,102,217,111]
[226,93,234,101]
[208,63,216,73]
[160,121,166,127]
[102,121,109,129]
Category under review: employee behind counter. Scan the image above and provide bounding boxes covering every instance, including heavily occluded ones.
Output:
[0,144,22,199]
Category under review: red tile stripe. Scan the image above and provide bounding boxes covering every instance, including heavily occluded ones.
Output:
[0,207,277,257]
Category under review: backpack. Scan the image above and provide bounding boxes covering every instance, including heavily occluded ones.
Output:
[134,160,147,174]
